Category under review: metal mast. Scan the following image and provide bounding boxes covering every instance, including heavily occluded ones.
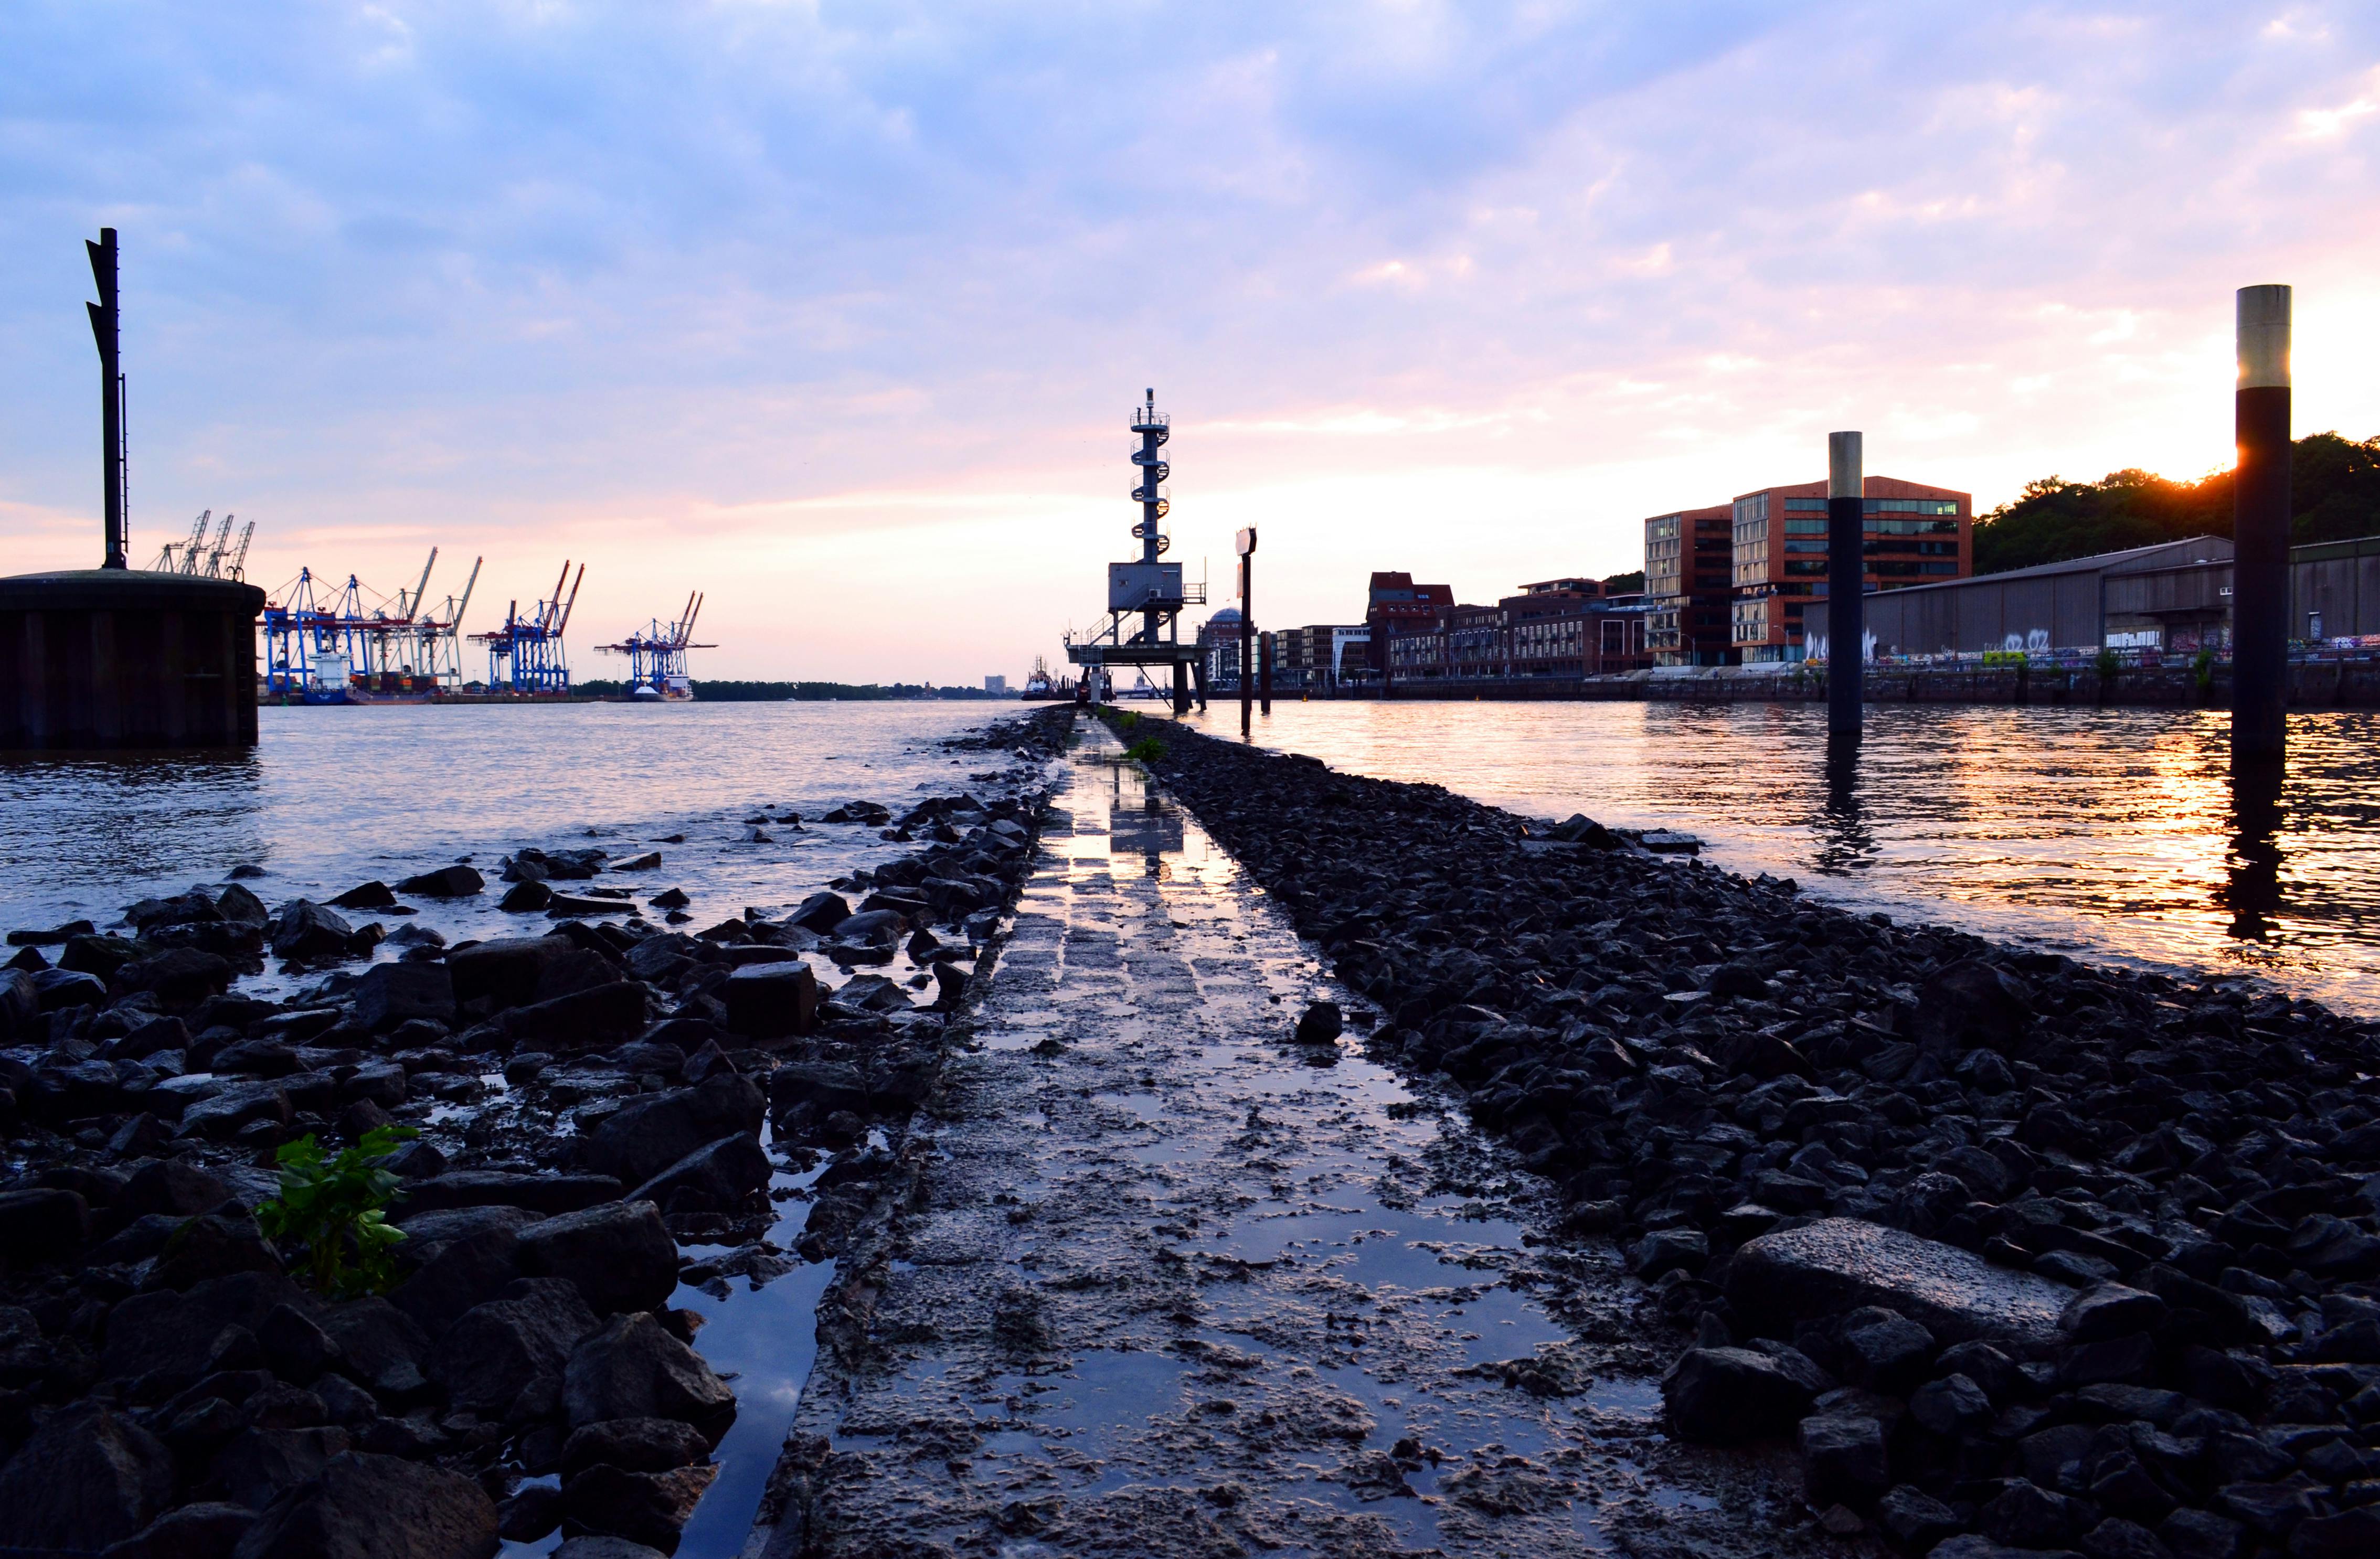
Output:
[1131,388,1171,647]
[86,228,126,570]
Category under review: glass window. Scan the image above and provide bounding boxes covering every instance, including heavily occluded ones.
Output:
[1783,497,1829,513]
[1784,519,1829,535]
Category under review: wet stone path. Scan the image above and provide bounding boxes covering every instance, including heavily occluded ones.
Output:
[770,720,1824,1558]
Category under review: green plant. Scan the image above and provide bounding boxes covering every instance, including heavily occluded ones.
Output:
[2193,646,2216,692]
[2096,648,2120,679]
[1115,710,1141,729]
[1124,736,1166,763]
[257,1125,418,1298]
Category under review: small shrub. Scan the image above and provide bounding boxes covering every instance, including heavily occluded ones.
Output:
[257,1125,418,1298]
[1124,736,1166,763]
[2096,648,2120,679]
[1116,710,1141,729]
[2193,646,2216,691]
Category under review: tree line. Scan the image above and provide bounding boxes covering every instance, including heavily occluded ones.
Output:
[1973,431,2380,575]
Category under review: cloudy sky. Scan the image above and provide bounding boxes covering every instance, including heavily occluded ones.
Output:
[4,2,2376,681]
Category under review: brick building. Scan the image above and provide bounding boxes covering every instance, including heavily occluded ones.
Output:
[1365,572,1453,677]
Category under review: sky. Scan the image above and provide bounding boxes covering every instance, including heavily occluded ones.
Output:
[3,2,2377,683]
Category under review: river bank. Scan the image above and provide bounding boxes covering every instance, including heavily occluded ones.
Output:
[0,707,1075,1558]
[1110,705,2380,1558]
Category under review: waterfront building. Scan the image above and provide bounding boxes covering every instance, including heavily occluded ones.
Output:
[1643,506,1736,666]
[1863,531,2380,657]
[1275,624,1366,689]
[1365,572,1453,677]
[1380,581,1654,682]
[1729,477,1973,663]
[985,675,1007,695]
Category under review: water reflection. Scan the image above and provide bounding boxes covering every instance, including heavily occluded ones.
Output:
[0,749,268,888]
[2221,759,2287,944]
[1179,701,2380,1013]
[1815,729,1874,877]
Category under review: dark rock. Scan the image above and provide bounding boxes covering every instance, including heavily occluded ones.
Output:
[350,964,456,1032]
[386,1206,540,1338]
[1981,1478,2079,1548]
[35,965,110,1010]
[228,1451,498,1559]
[561,1313,735,1440]
[560,1418,710,1479]
[1629,1226,1709,1279]
[103,1273,310,1389]
[552,1541,666,1559]
[394,865,483,898]
[1913,958,2033,1055]
[569,1074,766,1188]
[2289,1507,2380,1558]
[176,1080,294,1140]
[785,893,851,933]
[625,1134,770,1215]
[498,1484,562,1543]
[318,1298,431,1401]
[1294,1000,1342,1044]
[516,1201,678,1316]
[558,1464,715,1553]
[1661,1346,1816,1444]
[101,1501,258,1559]
[2065,1283,2171,1344]
[0,1186,90,1258]
[268,902,354,962]
[502,983,651,1051]
[721,963,818,1041]
[1798,1412,1889,1508]
[1730,1218,2070,1348]
[447,935,574,1010]
[1876,1485,1963,1553]
[2160,1507,2245,1559]
[0,1401,177,1550]
[430,1278,600,1416]
[150,1212,283,1291]
[330,883,397,911]
[211,1426,350,1510]
[1838,1307,1936,1395]
[400,1172,623,1217]
[1909,1372,1994,1437]
[113,947,236,1008]
[501,881,555,913]
[260,1304,340,1384]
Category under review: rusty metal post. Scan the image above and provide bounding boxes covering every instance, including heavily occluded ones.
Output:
[86,228,126,570]
[1259,630,1273,714]
[2232,285,2292,766]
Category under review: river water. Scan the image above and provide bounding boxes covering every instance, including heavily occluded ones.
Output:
[5,698,2374,1011]
[1177,699,2380,1016]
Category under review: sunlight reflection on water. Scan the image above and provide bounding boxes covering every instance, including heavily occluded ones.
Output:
[1180,699,2380,1013]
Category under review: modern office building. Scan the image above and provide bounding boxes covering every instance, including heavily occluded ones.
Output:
[1729,477,1973,663]
[1643,506,1736,666]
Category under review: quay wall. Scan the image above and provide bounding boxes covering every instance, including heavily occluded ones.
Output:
[1291,658,2380,708]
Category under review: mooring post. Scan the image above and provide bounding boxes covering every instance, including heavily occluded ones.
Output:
[1259,631,1273,714]
[1826,431,1864,737]
[1173,659,1190,714]
[1235,527,1258,738]
[86,228,126,570]
[2232,284,2292,766]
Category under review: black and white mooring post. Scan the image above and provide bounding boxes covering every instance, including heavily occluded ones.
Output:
[2232,284,2292,766]
[87,227,127,570]
[1826,430,1864,736]
[1259,629,1273,715]
[1236,526,1257,737]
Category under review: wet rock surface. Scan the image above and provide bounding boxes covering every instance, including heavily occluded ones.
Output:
[0,709,1075,1558]
[1060,708,2380,1559]
[753,719,1823,1558]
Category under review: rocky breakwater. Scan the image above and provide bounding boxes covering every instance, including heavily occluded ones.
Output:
[1114,708,2380,1559]
[0,707,1077,1559]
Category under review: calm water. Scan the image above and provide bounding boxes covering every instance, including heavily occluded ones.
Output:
[1177,699,2380,1016]
[0,701,1010,1000]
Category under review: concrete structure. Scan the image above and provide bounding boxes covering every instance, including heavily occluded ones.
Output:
[1644,506,1735,666]
[2296,535,2380,642]
[2,570,265,748]
[1730,476,1972,663]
